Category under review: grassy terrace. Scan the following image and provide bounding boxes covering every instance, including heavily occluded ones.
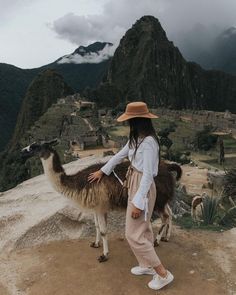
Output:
[107,113,236,170]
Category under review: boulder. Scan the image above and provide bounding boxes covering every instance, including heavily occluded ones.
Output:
[207,170,226,195]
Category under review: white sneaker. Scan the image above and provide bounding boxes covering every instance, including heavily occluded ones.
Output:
[131,266,156,276]
[148,270,174,290]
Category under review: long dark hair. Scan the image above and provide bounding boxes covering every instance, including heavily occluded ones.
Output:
[128,117,160,158]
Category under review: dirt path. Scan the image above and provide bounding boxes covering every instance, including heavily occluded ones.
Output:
[1,157,235,294]
[180,165,211,195]
[1,227,235,295]
[82,118,94,131]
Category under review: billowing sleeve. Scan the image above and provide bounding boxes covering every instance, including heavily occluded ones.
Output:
[131,140,159,210]
[101,141,129,175]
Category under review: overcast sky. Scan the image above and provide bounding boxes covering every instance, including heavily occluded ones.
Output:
[1,0,236,69]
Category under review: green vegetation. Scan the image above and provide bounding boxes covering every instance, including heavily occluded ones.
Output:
[175,215,226,232]
[108,125,129,138]
[220,207,236,228]
[176,192,236,231]
[0,43,110,152]
[0,70,76,192]
[200,196,221,225]
[0,64,38,151]
[193,125,218,151]
[221,135,236,152]
[224,168,236,200]
[10,69,74,148]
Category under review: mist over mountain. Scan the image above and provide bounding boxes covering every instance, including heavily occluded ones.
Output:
[57,42,114,64]
[175,25,236,75]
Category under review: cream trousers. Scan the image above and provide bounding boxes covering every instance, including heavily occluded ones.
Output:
[125,166,161,268]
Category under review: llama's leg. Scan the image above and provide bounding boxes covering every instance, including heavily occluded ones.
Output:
[162,204,172,242]
[154,212,166,247]
[97,212,109,262]
[90,213,101,248]
[154,204,172,246]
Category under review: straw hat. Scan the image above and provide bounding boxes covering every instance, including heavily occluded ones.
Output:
[117,101,158,122]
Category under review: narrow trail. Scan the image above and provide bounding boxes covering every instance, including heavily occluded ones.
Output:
[82,118,93,131]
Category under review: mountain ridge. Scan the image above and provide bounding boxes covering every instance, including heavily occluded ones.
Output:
[88,16,236,112]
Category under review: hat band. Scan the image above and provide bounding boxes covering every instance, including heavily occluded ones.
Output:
[125,111,149,115]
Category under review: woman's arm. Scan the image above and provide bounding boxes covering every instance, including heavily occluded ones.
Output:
[100,141,129,175]
[88,141,129,183]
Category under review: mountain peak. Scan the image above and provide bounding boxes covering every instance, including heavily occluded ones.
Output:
[90,15,236,113]
[124,15,168,44]
[73,42,113,56]
[58,42,114,65]
[137,15,161,24]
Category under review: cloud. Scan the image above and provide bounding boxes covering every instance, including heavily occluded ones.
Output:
[57,43,115,64]
[0,0,34,21]
[51,0,236,48]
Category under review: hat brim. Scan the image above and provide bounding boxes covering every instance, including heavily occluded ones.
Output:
[117,112,159,122]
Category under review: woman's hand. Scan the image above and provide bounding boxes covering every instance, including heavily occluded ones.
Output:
[131,205,143,219]
[88,169,104,183]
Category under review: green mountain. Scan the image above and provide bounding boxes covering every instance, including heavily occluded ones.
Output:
[43,41,112,94]
[0,42,112,151]
[0,71,76,191]
[0,64,37,151]
[88,16,236,112]
[0,93,100,191]
[9,69,74,149]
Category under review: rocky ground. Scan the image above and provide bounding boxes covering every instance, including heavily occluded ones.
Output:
[0,155,235,295]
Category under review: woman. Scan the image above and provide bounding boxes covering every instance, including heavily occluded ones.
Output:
[88,102,174,290]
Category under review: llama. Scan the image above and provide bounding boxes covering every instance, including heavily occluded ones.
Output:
[191,195,205,221]
[21,139,182,262]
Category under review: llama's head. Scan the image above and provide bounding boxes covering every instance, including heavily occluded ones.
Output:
[21,139,59,160]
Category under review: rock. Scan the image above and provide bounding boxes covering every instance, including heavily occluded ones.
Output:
[0,155,110,253]
[207,170,226,194]
[170,185,191,217]
[174,185,192,206]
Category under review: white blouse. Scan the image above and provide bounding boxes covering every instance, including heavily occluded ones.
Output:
[101,136,159,216]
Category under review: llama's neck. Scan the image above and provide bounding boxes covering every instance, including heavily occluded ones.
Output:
[41,153,65,193]
[40,152,95,210]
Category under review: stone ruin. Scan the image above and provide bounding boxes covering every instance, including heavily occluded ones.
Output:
[156,108,236,136]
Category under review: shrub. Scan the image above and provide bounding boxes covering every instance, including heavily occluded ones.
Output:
[224,168,236,201]
[200,195,221,225]
[163,149,190,164]
[194,125,217,151]
[220,207,236,228]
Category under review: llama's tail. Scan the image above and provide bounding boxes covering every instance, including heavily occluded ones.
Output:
[166,163,182,181]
